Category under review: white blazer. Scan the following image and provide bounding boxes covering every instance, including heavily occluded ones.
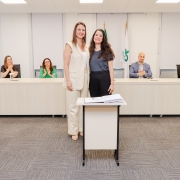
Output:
[63,42,90,90]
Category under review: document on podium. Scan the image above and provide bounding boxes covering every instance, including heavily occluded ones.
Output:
[84,94,124,103]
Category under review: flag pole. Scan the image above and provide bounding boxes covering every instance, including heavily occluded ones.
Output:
[125,21,128,35]
[124,21,129,78]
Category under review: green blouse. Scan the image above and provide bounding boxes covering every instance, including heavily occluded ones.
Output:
[39,68,58,78]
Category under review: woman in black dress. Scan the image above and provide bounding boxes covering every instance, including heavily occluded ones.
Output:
[1,55,18,78]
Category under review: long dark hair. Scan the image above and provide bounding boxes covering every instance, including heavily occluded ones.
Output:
[72,22,86,47]
[89,29,115,60]
[42,58,53,74]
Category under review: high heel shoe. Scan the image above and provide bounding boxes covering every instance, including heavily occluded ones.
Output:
[72,135,78,141]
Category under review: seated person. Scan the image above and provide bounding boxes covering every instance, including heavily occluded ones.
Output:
[1,55,19,78]
[129,52,152,78]
[39,58,57,78]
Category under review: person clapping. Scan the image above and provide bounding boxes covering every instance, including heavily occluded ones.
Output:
[1,55,18,78]
[39,58,57,78]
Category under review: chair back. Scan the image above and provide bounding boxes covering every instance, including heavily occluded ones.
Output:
[176,65,180,78]
[13,64,21,78]
[129,65,131,78]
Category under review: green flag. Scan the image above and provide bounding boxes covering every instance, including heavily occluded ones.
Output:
[104,22,108,41]
[104,29,108,41]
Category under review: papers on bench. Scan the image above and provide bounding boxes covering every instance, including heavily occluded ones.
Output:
[84,94,123,103]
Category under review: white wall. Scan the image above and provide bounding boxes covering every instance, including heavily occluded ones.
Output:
[0,13,180,78]
[128,13,160,78]
[160,13,180,69]
[32,14,63,69]
[63,13,96,47]
[0,14,33,78]
[97,14,127,68]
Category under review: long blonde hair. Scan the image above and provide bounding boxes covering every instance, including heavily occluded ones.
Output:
[4,55,13,69]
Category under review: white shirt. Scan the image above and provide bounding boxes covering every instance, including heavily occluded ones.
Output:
[139,64,143,71]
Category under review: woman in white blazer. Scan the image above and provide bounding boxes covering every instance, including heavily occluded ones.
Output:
[63,22,89,141]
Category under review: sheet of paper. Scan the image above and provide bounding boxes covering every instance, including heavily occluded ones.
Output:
[84,94,123,103]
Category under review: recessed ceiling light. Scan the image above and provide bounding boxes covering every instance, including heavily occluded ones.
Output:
[156,0,180,3]
[80,0,103,3]
[0,0,27,4]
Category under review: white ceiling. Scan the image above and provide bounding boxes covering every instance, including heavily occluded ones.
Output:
[0,0,180,13]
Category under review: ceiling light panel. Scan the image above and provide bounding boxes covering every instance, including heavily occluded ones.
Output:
[80,0,103,3]
[1,0,27,4]
[156,0,180,3]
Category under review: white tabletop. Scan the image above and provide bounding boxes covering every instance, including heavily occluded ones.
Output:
[1,78,180,84]
[114,78,180,84]
[0,78,64,84]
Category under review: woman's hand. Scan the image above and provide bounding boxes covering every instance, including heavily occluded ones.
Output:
[108,84,114,94]
[8,65,13,71]
[67,80,73,91]
[43,69,47,76]
[47,69,51,75]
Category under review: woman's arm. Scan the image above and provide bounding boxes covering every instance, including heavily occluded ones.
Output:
[12,71,18,77]
[1,66,11,78]
[11,67,18,77]
[1,69,10,78]
[47,68,53,78]
[39,68,46,78]
[108,60,114,94]
[64,44,73,91]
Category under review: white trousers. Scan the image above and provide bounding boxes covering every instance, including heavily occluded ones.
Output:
[66,69,88,135]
